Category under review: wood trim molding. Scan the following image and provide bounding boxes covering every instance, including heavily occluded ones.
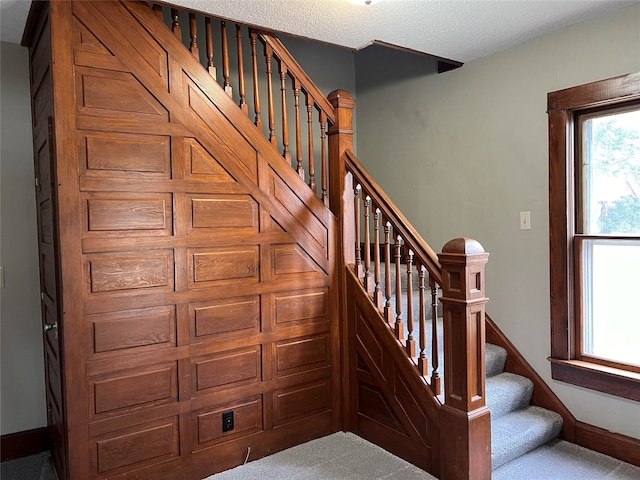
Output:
[575,421,640,468]
[1,427,49,461]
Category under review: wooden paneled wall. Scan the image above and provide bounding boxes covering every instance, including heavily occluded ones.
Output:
[24,1,339,479]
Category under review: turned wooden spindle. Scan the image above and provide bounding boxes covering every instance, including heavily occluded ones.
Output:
[418,267,429,376]
[320,111,328,205]
[395,238,404,341]
[406,250,416,357]
[265,44,276,145]
[221,21,232,96]
[384,222,394,325]
[189,13,199,59]
[363,195,372,292]
[307,98,316,193]
[249,31,261,128]
[373,208,383,308]
[293,79,303,178]
[171,9,181,40]
[354,185,362,278]
[280,64,290,162]
[236,25,247,112]
[430,276,441,395]
[205,18,216,78]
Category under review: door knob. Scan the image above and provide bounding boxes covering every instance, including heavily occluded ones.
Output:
[44,322,57,332]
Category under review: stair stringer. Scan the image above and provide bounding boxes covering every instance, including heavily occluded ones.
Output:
[346,267,442,476]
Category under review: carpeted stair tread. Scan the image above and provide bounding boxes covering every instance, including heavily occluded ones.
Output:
[491,405,564,469]
[485,343,507,377]
[486,372,533,419]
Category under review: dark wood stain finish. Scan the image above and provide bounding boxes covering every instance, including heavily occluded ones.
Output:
[23,2,338,478]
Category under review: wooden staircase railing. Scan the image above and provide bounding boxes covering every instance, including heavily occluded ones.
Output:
[149,5,491,476]
[152,3,334,204]
[329,91,491,479]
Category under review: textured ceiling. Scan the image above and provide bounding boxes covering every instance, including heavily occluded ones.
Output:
[1,0,637,62]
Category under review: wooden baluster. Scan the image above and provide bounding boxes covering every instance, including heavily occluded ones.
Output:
[250,31,261,128]
[189,13,199,60]
[171,9,182,40]
[294,79,303,178]
[320,111,328,205]
[221,21,232,97]
[384,222,393,325]
[406,250,416,357]
[205,18,216,79]
[363,195,372,292]
[236,25,248,113]
[152,4,163,19]
[306,97,316,192]
[280,63,291,163]
[418,267,428,376]
[354,185,362,278]
[395,238,404,341]
[430,276,441,396]
[265,44,276,145]
[373,208,383,308]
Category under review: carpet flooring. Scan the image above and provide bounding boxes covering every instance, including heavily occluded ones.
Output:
[2,432,639,479]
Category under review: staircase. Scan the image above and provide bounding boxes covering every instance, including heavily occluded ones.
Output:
[486,343,564,469]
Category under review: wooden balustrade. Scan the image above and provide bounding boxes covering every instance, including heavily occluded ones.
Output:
[151,3,334,203]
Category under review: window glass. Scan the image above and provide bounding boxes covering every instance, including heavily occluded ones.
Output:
[579,107,640,235]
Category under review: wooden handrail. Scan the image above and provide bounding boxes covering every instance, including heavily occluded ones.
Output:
[258,32,336,125]
[344,149,442,285]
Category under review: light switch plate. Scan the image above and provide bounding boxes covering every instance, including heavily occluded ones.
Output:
[520,211,531,230]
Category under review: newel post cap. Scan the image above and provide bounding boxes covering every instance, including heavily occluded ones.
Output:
[441,237,485,255]
[328,89,355,109]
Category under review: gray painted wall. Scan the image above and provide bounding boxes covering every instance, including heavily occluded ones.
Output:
[1,41,46,435]
[355,4,640,439]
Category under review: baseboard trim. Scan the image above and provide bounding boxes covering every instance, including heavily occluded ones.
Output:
[1,427,49,462]
[575,422,640,468]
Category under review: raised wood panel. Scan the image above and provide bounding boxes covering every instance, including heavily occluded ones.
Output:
[355,308,386,381]
[195,396,263,447]
[272,380,331,426]
[90,305,176,354]
[269,168,327,255]
[72,18,126,72]
[76,67,168,121]
[35,135,52,193]
[92,416,179,474]
[91,363,177,415]
[84,193,172,236]
[184,137,235,182]
[189,195,258,231]
[358,383,405,433]
[189,247,259,288]
[193,347,261,393]
[86,250,174,295]
[41,246,57,302]
[275,334,329,377]
[273,288,327,327]
[39,198,54,244]
[80,132,170,177]
[191,296,260,339]
[271,244,323,277]
[185,78,257,182]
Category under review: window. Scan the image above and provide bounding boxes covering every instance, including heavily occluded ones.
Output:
[548,73,640,401]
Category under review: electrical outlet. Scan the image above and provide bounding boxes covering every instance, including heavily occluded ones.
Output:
[222,410,234,432]
[520,211,531,230]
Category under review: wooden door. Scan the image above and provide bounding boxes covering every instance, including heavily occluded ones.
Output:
[27,6,69,479]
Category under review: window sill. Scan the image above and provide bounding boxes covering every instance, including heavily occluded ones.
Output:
[548,358,640,402]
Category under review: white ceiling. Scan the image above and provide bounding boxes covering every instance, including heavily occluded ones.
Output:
[1,0,637,63]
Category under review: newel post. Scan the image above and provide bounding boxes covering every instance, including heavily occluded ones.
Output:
[438,238,491,480]
[327,89,356,264]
